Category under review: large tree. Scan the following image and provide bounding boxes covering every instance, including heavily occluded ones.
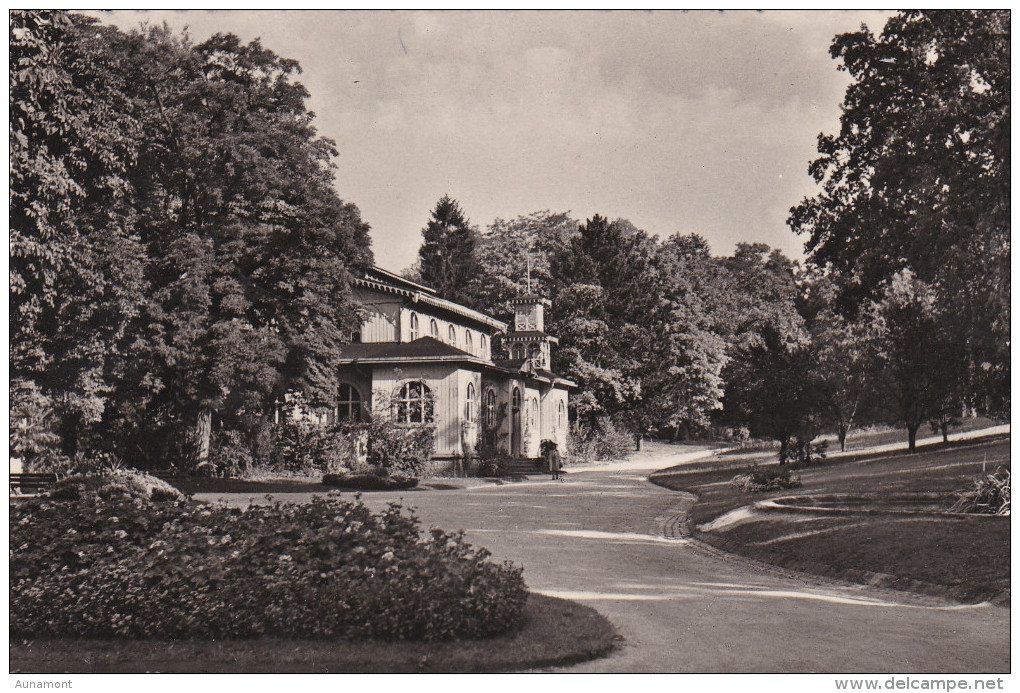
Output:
[548,215,659,443]
[863,271,965,452]
[789,10,1009,413]
[467,210,577,323]
[648,234,729,438]
[10,11,148,454]
[417,195,479,306]
[106,27,373,466]
[722,324,822,464]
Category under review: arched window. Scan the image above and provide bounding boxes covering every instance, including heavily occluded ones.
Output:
[558,400,566,431]
[465,382,476,422]
[448,324,457,346]
[337,384,362,423]
[396,381,434,424]
[511,344,523,360]
[484,388,497,427]
[527,397,538,431]
[430,319,439,338]
[480,334,487,355]
[512,387,522,412]
[409,312,420,341]
[465,329,473,352]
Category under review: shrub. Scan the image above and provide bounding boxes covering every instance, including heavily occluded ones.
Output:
[731,463,802,493]
[44,468,187,503]
[273,420,360,475]
[10,379,64,471]
[950,467,1010,515]
[322,472,419,491]
[477,450,517,478]
[11,494,527,641]
[364,419,436,477]
[567,418,632,463]
[787,438,827,468]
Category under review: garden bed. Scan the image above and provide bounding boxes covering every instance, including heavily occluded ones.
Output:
[11,494,527,641]
[652,435,1011,603]
[10,593,616,673]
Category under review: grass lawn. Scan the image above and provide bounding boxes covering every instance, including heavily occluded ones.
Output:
[652,435,1010,603]
[10,593,616,673]
[714,416,1001,457]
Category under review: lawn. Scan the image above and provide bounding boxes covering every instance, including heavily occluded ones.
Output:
[10,594,617,673]
[714,416,1001,457]
[652,435,1010,603]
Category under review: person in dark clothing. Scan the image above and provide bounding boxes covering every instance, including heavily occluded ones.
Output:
[542,440,562,480]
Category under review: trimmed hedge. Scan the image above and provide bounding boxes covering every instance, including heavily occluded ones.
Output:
[45,469,186,502]
[11,495,527,641]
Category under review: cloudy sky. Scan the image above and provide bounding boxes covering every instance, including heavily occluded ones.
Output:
[89,10,893,274]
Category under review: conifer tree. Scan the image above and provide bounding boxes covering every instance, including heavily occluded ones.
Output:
[417,195,479,306]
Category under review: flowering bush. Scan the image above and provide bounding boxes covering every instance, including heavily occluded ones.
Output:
[364,419,435,477]
[11,495,526,641]
[272,420,359,475]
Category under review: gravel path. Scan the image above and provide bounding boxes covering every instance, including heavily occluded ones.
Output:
[195,441,1009,672]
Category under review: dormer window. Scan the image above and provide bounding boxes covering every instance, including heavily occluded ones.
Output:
[409,312,420,341]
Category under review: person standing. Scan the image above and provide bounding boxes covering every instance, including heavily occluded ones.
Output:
[542,440,562,480]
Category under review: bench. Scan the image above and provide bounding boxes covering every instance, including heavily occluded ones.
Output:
[10,472,57,494]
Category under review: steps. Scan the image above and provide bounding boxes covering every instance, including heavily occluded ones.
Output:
[504,458,545,476]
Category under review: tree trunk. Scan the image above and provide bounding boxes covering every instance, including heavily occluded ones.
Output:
[838,425,848,453]
[907,423,919,453]
[941,422,949,444]
[635,435,643,452]
[778,437,789,465]
[195,407,212,465]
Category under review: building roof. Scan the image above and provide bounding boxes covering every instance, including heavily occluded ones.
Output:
[509,294,551,306]
[502,330,559,344]
[339,336,476,362]
[364,266,437,295]
[493,359,576,389]
[354,266,507,332]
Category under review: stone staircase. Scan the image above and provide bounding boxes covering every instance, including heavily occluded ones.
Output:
[504,457,546,476]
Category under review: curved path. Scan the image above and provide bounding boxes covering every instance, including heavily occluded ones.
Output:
[198,447,1009,672]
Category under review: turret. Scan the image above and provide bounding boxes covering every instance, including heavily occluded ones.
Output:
[503,294,557,370]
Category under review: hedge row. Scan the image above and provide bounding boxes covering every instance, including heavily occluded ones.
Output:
[11,495,527,641]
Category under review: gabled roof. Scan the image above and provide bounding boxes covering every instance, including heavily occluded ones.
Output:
[354,266,507,332]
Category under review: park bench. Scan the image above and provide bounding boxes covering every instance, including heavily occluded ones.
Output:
[10,472,58,495]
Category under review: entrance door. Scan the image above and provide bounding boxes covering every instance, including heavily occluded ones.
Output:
[511,387,522,457]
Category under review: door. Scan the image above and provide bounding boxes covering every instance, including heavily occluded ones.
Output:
[511,387,522,457]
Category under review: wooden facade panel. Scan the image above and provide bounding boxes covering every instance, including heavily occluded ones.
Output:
[399,306,491,360]
[354,288,402,343]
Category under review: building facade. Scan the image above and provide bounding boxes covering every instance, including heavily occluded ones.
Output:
[335,267,573,469]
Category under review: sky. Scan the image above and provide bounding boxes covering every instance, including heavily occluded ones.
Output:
[88,9,894,274]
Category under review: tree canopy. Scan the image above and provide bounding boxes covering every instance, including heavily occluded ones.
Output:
[10,11,373,468]
[417,195,479,306]
[789,10,1009,413]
